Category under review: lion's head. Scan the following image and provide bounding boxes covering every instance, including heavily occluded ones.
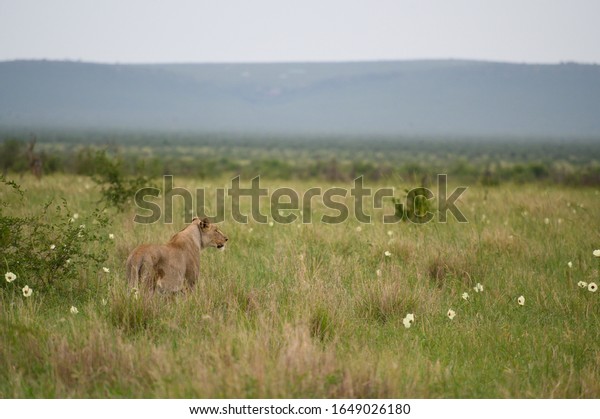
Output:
[194,217,229,250]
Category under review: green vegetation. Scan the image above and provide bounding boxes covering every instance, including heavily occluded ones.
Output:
[1,134,599,398]
[1,131,600,185]
[0,177,110,290]
[89,150,156,212]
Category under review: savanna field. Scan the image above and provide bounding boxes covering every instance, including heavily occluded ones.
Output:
[1,136,600,398]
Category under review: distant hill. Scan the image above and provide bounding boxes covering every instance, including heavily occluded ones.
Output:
[1,59,599,137]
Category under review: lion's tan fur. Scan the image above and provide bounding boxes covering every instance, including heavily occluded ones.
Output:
[126,218,228,293]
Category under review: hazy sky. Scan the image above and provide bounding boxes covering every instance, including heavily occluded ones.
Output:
[1,0,599,64]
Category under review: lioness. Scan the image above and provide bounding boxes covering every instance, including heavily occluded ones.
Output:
[126,217,228,293]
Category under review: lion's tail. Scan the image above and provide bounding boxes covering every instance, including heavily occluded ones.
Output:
[125,252,142,289]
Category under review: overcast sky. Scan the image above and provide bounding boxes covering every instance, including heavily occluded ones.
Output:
[1,0,599,64]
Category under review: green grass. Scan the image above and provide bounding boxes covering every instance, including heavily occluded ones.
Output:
[1,174,599,398]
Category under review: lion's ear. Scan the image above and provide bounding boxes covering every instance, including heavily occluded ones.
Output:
[199,217,210,230]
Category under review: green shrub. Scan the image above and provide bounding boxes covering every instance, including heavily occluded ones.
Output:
[393,186,433,223]
[90,150,155,212]
[0,177,110,291]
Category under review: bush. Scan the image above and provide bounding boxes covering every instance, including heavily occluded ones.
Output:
[0,177,110,291]
[90,150,155,212]
[393,186,434,223]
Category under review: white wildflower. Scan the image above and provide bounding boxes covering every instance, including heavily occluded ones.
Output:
[22,285,32,297]
[403,313,415,329]
[384,251,392,257]
[593,249,600,258]
[474,283,484,293]
[376,269,382,277]
[5,272,17,283]
[102,267,110,273]
[578,281,588,288]
[588,282,598,293]
[50,244,56,250]
[567,261,573,268]
[462,292,469,301]
[70,306,79,314]
[109,233,115,240]
[447,309,456,320]
[517,295,525,306]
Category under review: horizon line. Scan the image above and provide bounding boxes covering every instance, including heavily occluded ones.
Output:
[1,57,599,67]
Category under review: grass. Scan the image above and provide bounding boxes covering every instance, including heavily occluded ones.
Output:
[1,174,599,398]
